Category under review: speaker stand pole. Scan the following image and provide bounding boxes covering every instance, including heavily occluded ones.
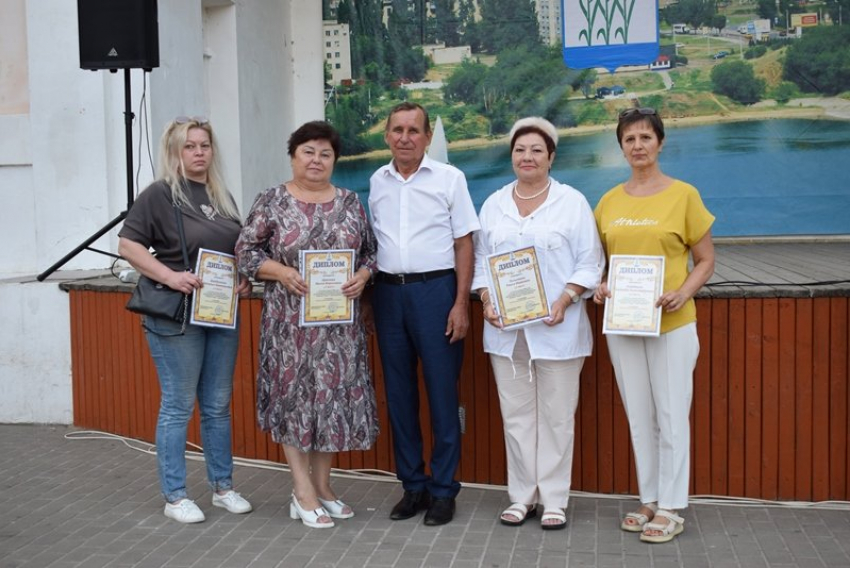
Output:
[37,68,136,282]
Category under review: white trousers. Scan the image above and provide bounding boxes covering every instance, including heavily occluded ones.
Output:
[606,323,699,510]
[489,331,583,509]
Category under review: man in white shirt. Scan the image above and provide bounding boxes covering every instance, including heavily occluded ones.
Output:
[369,102,480,526]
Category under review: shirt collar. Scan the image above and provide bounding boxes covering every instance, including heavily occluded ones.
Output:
[384,153,435,179]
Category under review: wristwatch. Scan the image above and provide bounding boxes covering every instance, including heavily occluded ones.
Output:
[565,288,580,304]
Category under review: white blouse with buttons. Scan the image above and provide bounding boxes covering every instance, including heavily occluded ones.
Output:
[472,178,605,361]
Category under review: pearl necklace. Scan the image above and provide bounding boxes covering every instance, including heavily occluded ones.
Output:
[513,179,551,201]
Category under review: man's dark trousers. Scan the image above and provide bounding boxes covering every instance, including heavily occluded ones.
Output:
[373,272,463,498]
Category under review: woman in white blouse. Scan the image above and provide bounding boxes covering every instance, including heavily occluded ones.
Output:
[472,117,604,530]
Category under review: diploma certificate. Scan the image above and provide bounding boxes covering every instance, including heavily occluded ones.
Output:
[486,246,550,330]
[602,255,665,336]
[190,248,238,329]
[299,249,355,327]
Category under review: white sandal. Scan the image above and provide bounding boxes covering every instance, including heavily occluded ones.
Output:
[640,509,684,543]
[540,508,567,531]
[289,493,334,529]
[621,502,658,533]
[318,497,355,519]
[499,503,537,526]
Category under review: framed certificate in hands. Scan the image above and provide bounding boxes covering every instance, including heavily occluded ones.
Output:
[602,255,665,336]
[486,246,550,330]
[190,248,239,329]
[299,249,355,327]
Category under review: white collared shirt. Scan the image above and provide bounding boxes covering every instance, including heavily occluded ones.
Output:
[472,179,605,361]
[369,154,480,273]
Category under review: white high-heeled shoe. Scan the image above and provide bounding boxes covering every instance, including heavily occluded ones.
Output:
[318,497,355,519]
[289,494,334,529]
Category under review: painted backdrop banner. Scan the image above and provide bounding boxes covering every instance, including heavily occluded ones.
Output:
[562,0,659,72]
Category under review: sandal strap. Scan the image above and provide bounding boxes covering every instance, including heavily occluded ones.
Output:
[624,511,651,524]
[541,509,566,522]
[501,503,533,518]
[644,510,684,534]
[653,509,683,524]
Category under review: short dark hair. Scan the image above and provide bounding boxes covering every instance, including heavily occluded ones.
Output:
[288,121,341,162]
[510,126,557,157]
[616,107,665,147]
[385,101,431,134]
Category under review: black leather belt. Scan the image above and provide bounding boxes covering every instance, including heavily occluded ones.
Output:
[376,269,454,285]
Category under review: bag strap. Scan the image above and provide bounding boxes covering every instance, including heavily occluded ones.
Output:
[171,202,192,333]
[172,202,191,272]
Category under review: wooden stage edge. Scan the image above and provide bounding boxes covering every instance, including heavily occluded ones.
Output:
[61,242,850,502]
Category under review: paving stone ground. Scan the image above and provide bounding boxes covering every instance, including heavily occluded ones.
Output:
[1,425,848,568]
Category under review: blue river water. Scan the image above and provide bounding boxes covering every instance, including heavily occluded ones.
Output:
[331,118,850,237]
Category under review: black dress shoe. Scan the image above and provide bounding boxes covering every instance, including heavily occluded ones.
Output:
[424,496,455,526]
[390,490,430,520]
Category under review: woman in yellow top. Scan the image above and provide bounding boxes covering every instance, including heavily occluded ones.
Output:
[593,107,715,544]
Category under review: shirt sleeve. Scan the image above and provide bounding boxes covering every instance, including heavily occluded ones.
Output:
[567,195,606,296]
[471,201,493,292]
[684,185,715,246]
[235,189,275,279]
[448,169,481,238]
[118,181,170,251]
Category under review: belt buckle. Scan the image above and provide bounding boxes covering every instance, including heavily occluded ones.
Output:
[398,273,406,285]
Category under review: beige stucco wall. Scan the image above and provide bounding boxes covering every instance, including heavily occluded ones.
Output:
[0,0,30,115]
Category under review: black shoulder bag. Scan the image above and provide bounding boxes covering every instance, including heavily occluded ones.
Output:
[125,203,191,328]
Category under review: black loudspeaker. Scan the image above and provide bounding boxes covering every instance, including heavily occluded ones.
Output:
[78,0,159,71]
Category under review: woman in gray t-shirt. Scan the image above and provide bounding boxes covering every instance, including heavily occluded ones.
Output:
[118,117,252,524]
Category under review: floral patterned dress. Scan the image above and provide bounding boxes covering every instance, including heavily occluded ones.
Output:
[235,185,379,452]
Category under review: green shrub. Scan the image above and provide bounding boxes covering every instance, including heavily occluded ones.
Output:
[744,45,767,60]
[770,81,800,104]
[711,60,765,105]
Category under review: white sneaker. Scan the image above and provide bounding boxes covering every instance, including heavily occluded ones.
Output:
[164,499,205,523]
[212,490,253,514]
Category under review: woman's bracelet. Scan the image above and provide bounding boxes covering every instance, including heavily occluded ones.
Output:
[479,289,491,308]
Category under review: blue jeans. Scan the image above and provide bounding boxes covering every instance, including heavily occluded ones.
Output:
[143,316,239,503]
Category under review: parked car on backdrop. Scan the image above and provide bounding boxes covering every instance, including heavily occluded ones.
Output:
[596,86,626,99]
[712,51,729,60]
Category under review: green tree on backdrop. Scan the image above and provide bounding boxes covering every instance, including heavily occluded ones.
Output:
[477,0,541,53]
[444,45,591,135]
[431,0,462,46]
[783,26,850,95]
[336,0,429,87]
[325,88,372,155]
[457,0,483,52]
[827,0,849,25]
[443,59,489,104]
[663,0,717,29]
[711,60,766,104]
[757,0,805,26]
[710,14,727,31]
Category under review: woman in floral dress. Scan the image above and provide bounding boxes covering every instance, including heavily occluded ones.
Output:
[236,121,378,529]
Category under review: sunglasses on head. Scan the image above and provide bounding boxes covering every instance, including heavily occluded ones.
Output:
[618,107,657,120]
[174,115,209,125]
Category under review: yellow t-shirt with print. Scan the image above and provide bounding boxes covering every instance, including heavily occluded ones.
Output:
[594,180,715,334]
